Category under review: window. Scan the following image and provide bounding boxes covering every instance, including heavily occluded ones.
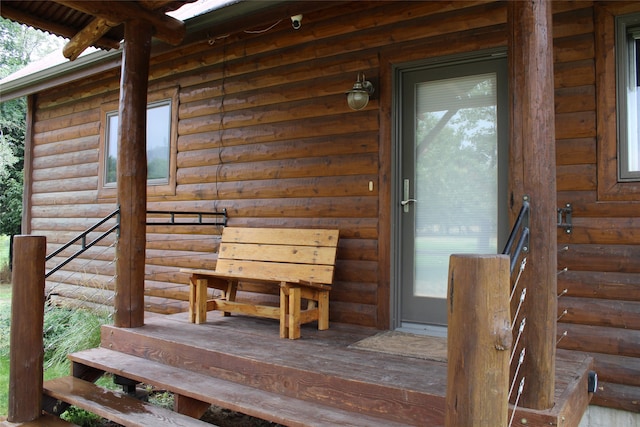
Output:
[617,13,640,181]
[104,100,172,185]
[99,88,178,199]
[596,4,640,200]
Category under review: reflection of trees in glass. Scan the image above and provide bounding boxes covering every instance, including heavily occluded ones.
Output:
[415,77,497,237]
[105,101,171,184]
[147,141,169,181]
[106,155,117,184]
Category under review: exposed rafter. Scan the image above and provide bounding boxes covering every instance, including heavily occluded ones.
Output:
[0,3,122,50]
[54,0,187,59]
[63,16,120,61]
[55,1,186,44]
[1,1,191,61]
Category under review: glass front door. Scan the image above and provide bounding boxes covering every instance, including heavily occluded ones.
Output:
[398,55,508,327]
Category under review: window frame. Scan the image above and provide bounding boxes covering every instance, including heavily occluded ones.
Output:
[98,87,178,199]
[616,13,640,181]
[596,3,640,200]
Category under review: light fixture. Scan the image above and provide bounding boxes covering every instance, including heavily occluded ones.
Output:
[346,73,374,110]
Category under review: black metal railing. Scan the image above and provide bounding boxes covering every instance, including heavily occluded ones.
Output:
[45,209,121,278]
[45,208,227,278]
[502,198,530,275]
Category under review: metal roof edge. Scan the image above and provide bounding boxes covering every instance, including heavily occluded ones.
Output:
[0,48,123,102]
[0,0,289,102]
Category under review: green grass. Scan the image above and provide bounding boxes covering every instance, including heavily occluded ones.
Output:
[0,236,10,285]
[0,236,8,269]
[0,284,110,420]
[0,284,11,416]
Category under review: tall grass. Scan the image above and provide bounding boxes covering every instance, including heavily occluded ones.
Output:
[0,288,111,417]
[0,236,10,285]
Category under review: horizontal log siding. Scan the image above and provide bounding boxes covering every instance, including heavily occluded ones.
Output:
[30,1,509,325]
[554,2,640,412]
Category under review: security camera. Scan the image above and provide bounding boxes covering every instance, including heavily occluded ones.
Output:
[291,14,303,30]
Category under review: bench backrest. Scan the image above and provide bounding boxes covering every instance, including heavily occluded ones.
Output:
[215,227,339,285]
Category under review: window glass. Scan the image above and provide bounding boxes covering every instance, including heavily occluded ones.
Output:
[414,73,499,298]
[105,112,118,185]
[104,100,172,185]
[146,101,172,182]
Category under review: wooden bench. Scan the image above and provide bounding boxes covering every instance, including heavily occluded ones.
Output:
[180,227,339,339]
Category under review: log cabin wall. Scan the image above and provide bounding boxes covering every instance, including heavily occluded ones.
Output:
[554,1,640,413]
[26,0,640,411]
[35,1,510,325]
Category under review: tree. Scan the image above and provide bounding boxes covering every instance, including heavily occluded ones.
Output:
[0,18,64,236]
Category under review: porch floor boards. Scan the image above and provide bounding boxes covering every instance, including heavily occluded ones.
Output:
[67,312,592,427]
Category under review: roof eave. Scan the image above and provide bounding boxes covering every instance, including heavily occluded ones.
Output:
[0,0,290,102]
[0,48,122,102]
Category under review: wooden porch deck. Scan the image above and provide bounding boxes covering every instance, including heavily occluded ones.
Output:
[63,312,593,427]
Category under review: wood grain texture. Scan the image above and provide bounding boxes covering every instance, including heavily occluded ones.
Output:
[43,376,209,426]
[446,255,511,427]
[508,0,557,410]
[8,236,46,422]
[21,1,640,409]
[114,20,152,328]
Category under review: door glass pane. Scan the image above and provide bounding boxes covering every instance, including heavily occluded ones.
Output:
[414,73,498,298]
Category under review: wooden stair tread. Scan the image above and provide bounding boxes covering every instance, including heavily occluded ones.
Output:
[43,376,211,427]
[0,414,79,427]
[69,347,410,426]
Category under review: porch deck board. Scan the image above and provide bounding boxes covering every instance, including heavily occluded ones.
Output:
[0,414,79,427]
[68,347,409,427]
[77,312,592,427]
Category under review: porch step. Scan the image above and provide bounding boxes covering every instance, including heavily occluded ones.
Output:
[43,376,212,427]
[0,414,78,427]
[99,316,445,425]
[68,347,411,427]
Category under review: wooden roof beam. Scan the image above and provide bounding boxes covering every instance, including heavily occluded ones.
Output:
[63,17,120,60]
[54,0,186,46]
[1,3,121,49]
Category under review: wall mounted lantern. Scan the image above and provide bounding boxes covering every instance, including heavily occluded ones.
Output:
[346,73,375,110]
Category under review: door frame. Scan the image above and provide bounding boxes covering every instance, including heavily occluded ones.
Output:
[389,47,508,331]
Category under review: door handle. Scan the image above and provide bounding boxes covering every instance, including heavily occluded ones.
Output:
[402,179,417,213]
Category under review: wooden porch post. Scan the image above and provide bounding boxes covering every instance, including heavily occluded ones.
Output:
[8,236,46,422]
[114,19,152,328]
[445,254,512,427]
[508,0,557,410]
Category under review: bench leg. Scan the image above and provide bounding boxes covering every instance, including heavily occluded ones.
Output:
[317,290,329,331]
[280,288,287,339]
[223,280,237,317]
[189,277,197,323]
[288,287,301,339]
[280,286,301,339]
[195,278,208,324]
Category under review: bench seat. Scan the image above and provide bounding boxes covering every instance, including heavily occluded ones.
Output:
[181,227,339,339]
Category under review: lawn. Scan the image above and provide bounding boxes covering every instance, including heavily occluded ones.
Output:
[0,283,11,417]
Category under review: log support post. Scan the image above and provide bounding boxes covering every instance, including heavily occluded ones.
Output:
[8,235,46,422]
[508,0,557,410]
[445,254,512,427]
[114,19,152,328]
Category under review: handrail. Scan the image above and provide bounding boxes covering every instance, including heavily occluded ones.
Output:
[146,208,227,226]
[45,208,227,278]
[45,209,120,278]
[502,199,530,275]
